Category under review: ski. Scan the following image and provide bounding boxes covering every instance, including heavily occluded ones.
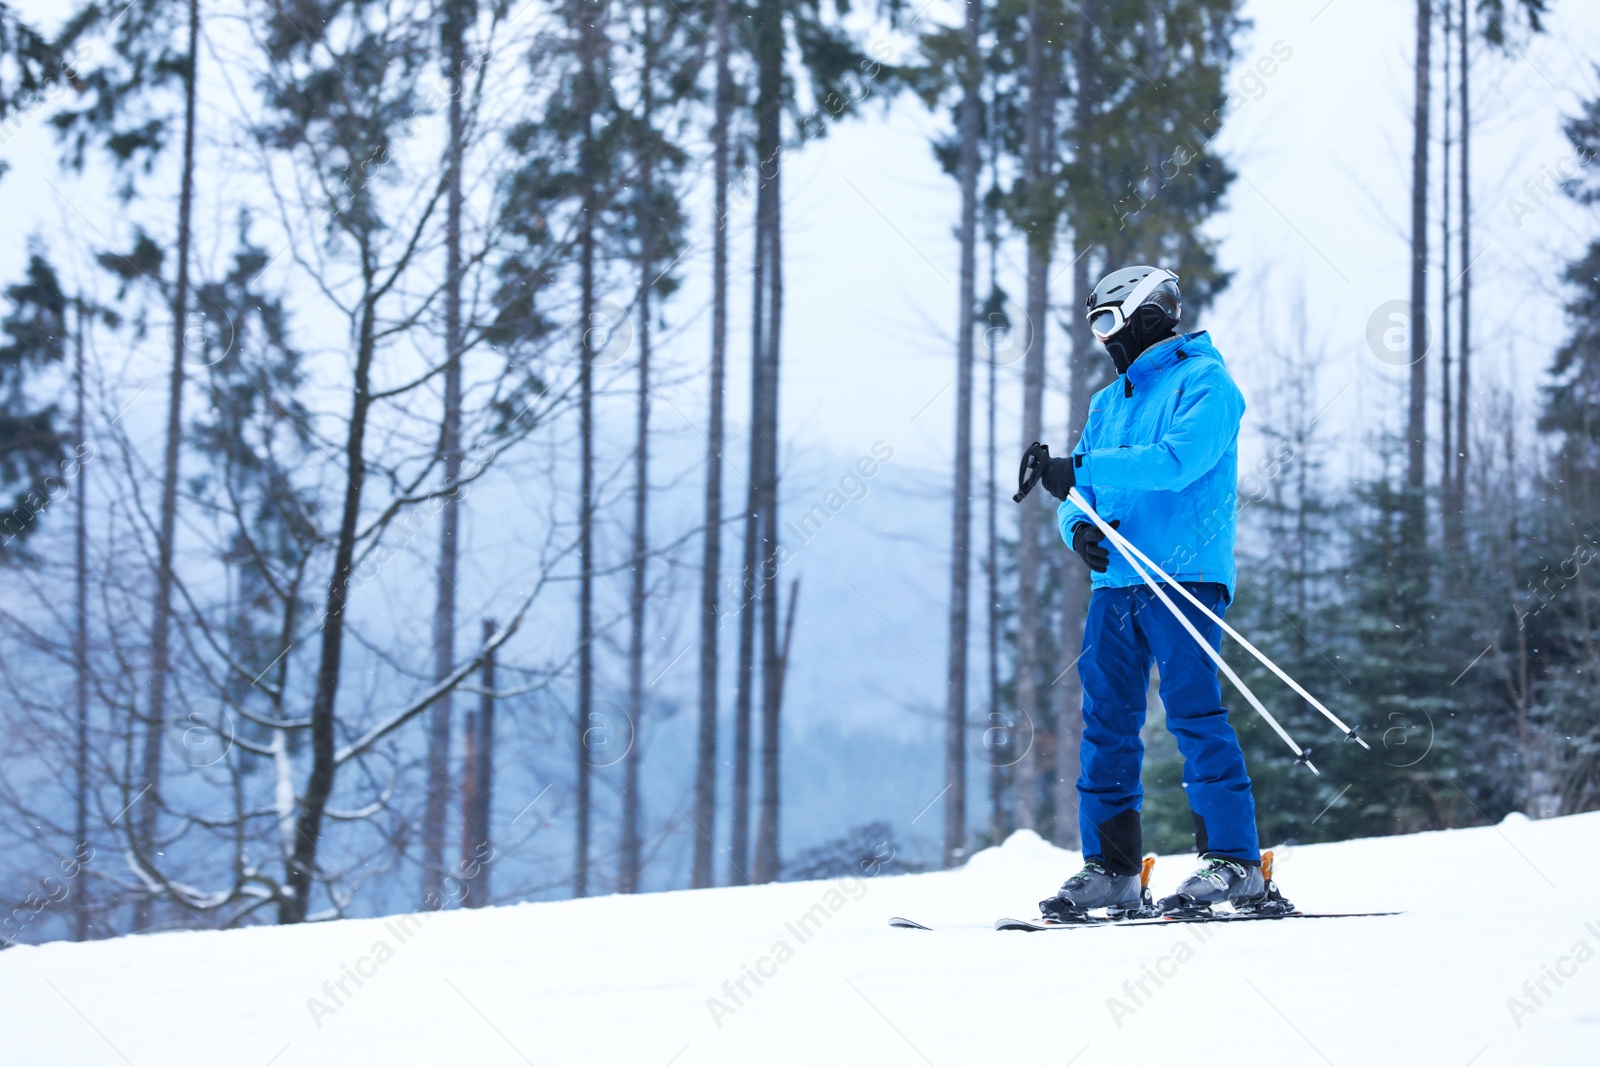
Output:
[891,909,1402,932]
[1163,910,1403,924]
[994,914,1164,932]
[993,910,1402,932]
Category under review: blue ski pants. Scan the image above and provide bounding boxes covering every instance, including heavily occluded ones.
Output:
[1076,582,1260,872]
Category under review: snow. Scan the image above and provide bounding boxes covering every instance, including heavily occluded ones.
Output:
[4,813,1599,1065]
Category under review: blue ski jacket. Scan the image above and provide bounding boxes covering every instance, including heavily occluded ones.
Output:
[1056,330,1245,598]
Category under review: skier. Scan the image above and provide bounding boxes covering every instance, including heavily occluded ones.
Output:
[1032,265,1276,920]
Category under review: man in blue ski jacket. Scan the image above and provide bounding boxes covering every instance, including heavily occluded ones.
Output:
[1032,265,1271,920]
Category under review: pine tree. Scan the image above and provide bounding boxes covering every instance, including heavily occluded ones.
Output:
[421,0,478,914]
[572,0,609,900]
[187,229,317,696]
[460,618,496,905]
[1408,0,1430,493]
[53,0,206,930]
[1525,95,1600,814]
[1456,0,1471,521]
[1446,0,1547,535]
[0,6,62,112]
[618,0,694,894]
[981,127,1010,846]
[990,0,1244,839]
[69,288,97,940]
[1007,0,1063,834]
[1203,315,1348,848]
[1301,458,1475,838]
[0,249,109,937]
[0,253,69,551]
[1051,0,1099,849]
[910,0,984,868]
[725,0,886,884]
[501,0,627,897]
[692,0,734,892]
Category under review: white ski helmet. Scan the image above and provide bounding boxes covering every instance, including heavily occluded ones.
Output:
[1085,265,1182,341]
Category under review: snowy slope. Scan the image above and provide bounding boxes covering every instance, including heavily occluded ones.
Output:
[3,812,1598,1066]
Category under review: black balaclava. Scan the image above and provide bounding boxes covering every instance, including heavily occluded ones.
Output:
[1104,303,1178,375]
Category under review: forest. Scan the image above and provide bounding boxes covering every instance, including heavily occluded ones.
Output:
[0,0,1593,945]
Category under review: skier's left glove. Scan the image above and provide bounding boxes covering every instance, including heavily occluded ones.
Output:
[1072,520,1119,573]
[1040,457,1077,500]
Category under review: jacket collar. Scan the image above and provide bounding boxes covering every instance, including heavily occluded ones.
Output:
[1125,330,1210,389]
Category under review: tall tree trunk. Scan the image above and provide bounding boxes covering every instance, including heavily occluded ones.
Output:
[1052,1,1098,851]
[74,300,90,941]
[620,1,655,895]
[467,619,496,905]
[1051,245,1094,850]
[752,0,784,883]
[1408,0,1431,492]
[460,704,478,896]
[944,0,982,870]
[1440,0,1453,521]
[283,289,379,924]
[753,225,783,882]
[423,0,468,909]
[984,148,1005,847]
[692,0,732,891]
[986,323,1004,845]
[1292,377,1311,718]
[136,0,200,930]
[458,661,479,897]
[1456,0,1470,514]
[729,211,763,887]
[1014,0,1055,832]
[573,0,604,900]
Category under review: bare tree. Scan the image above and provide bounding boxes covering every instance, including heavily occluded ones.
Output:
[221,0,548,924]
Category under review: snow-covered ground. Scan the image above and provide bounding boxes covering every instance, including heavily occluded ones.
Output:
[3,812,1597,1065]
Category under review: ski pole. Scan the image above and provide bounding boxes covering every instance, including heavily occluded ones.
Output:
[1013,441,1050,502]
[1065,488,1320,774]
[1070,488,1368,751]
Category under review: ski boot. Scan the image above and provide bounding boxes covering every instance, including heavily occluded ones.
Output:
[1039,855,1158,923]
[1157,849,1297,917]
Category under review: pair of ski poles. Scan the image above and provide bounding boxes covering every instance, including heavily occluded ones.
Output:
[1015,442,1368,774]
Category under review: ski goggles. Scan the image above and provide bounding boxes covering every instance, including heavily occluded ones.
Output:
[1086,268,1179,340]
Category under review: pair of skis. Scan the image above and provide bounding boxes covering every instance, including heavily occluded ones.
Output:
[888,851,1400,932]
[889,911,1399,932]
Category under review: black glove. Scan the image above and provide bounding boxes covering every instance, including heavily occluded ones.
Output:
[1071,520,1119,573]
[1040,457,1077,500]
